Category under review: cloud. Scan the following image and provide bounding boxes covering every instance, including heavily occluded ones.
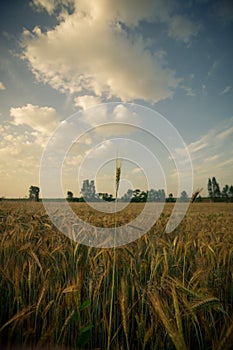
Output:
[215,158,233,168]
[31,0,74,15]
[32,0,172,26]
[201,84,207,96]
[0,82,6,90]
[63,154,83,166]
[21,17,178,103]
[188,137,209,154]
[79,103,140,137]
[182,85,196,97]
[205,155,220,162]
[186,118,233,192]
[22,0,201,104]
[220,85,231,95]
[207,61,218,78]
[132,167,142,174]
[0,126,44,196]
[0,103,67,196]
[10,104,61,135]
[217,125,233,140]
[32,0,57,14]
[167,15,202,43]
[74,95,102,110]
[0,132,40,159]
[0,103,62,195]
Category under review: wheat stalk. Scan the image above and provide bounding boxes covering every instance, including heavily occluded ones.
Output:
[107,157,122,350]
[214,316,233,350]
[190,188,203,203]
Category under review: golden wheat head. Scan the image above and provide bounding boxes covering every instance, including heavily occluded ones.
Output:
[115,158,122,198]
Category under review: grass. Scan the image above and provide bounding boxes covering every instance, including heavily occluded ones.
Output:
[0,201,232,349]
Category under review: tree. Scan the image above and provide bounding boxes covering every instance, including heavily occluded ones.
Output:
[132,189,142,202]
[121,189,133,202]
[167,193,175,202]
[99,193,114,202]
[81,179,97,201]
[147,189,158,202]
[180,190,189,202]
[140,191,148,202]
[222,185,229,199]
[212,177,221,198]
[29,186,40,202]
[195,195,203,202]
[67,191,73,201]
[208,178,213,198]
[208,177,221,199]
[229,185,233,198]
[157,189,166,202]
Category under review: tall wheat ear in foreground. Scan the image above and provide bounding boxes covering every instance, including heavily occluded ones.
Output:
[107,157,122,350]
[190,188,203,203]
[115,158,122,199]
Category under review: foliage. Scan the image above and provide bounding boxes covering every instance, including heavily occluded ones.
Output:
[208,178,213,198]
[207,177,233,201]
[66,191,73,201]
[80,179,97,202]
[98,193,115,202]
[179,190,189,202]
[167,192,176,202]
[29,186,40,202]
[212,177,221,198]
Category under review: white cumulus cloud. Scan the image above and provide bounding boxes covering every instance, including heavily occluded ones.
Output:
[21,0,202,104]
[10,104,61,135]
[74,95,102,110]
[0,81,6,90]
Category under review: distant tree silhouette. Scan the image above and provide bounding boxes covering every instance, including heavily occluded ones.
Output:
[132,189,142,202]
[212,177,221,198]
[147,189,158,202]
[158,189,166,202]
[120,189,133,202]
[67,191,73,201]
[140,191,148,202]
[81,179,97,201]
[167,193,175,202]
[29,186,40,202]
[222,185,229,199]
[208,177,221,199]
[180,190,189,202]
[208,178,213,198]
[229,185,233,198]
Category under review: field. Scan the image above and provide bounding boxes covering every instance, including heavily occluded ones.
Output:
[0,201,233,349]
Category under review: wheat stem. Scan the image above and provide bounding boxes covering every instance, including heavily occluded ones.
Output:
[107,157,122,350]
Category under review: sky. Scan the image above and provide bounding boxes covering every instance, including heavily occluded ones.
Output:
[0,0,233,198]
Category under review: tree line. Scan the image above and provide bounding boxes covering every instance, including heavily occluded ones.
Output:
[207,177,233,201]
[66,179,189,203]
[2,177,231,202]
[67,177,233,203]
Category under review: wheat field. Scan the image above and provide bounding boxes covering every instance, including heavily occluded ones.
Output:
[0,201,232,349]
